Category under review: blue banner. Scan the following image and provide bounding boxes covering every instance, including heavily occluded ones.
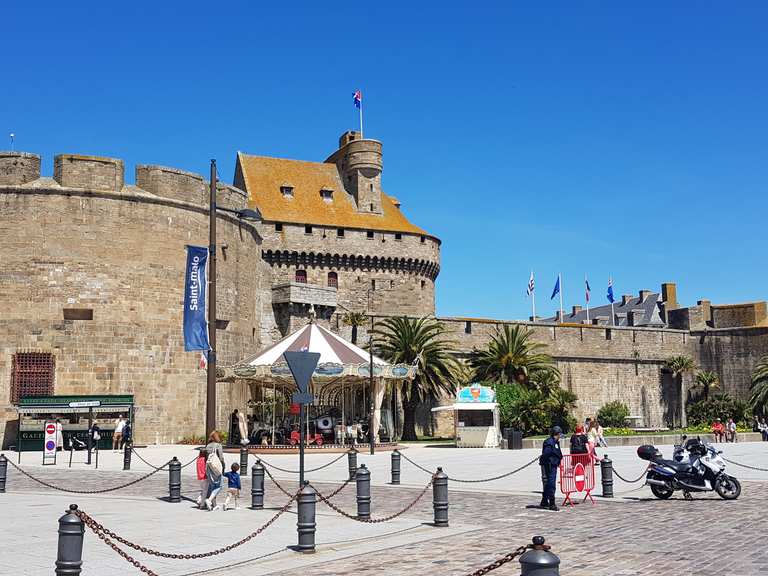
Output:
[183,246,210,352]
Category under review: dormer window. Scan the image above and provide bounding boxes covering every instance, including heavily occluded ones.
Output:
[280,185,294,198]
[320,188,333,202]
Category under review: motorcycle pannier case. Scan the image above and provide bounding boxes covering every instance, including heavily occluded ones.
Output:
[637,445,661,461]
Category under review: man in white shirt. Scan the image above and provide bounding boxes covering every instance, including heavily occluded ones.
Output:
[113,415,126,451]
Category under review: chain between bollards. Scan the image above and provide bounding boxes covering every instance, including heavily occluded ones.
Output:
[251,460,265,509]
[432,467,449,527]
[296,482,316,553]
[347,448,358,481]
[0,453,7,493]
[168,456,181,503]
[390,450,401,485]
[55,504,84,576]
[356,463,371,520]
[240,447,249,476]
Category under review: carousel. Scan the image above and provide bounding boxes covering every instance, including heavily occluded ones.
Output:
[220,318,415,452]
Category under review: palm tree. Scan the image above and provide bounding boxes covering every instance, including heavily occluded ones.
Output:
[469,324,559,388]
[371,316,459,441]
[750,355,768,418]
[342,311,368,345]
[694,370,719,402]
[665,355,696,428]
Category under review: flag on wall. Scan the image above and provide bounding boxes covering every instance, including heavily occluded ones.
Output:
[550,276,561,300]
[526,271,535,296]
[183,245,210,352]
[607,277,615,303]
[353,90,362,109]
[585,277,592,303]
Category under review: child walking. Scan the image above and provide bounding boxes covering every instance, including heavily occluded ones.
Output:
[223,462,242,510]
[195,449,208,509]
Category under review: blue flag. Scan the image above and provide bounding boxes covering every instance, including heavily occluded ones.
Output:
[550,275,560,300]
[607,277,615,303]
[183,246,210,352]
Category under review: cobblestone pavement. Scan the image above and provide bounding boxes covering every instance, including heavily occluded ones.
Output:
[4,458,768,576]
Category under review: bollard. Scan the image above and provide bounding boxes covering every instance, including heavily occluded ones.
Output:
[390,450,401,485]
[55,504,85,576]
[251,460,265,509]
[296,483,316,553]
[355,463,371,520]
[600,455,614,498]
[0,454,7,493]
[168,457,181,503]
[122,443,132,471]
[240,447,249,476]
[347,448,358,481]
[519,536,560,576]
[432,467,449,527]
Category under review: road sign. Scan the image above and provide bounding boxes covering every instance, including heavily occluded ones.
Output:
[574,462,585,492]
[283,351,320,394]
[43,421,57,465]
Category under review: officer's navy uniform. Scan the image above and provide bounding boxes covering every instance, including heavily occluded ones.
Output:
[539,433,563,510]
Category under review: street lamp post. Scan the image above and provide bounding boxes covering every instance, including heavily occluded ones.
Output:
[367,288,375,455]
[205,160,261,438]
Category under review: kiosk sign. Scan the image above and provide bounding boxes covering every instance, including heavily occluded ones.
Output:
[43,421,57,465]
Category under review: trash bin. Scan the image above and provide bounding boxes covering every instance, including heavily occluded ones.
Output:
[502,428,513,450]
[510,430,523,450]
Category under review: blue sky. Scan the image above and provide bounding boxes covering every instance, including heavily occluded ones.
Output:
[4,2,767,319]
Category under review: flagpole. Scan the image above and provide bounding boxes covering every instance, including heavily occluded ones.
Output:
[559,273,564,323]
[359,99,364,139]
[585,274,590,324]
[531,270,536,321]
[609,274,616,326]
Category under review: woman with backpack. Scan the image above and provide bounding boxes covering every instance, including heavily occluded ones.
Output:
[204,431,225,511]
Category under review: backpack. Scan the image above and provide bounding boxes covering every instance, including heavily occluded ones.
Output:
[570,433,587,454]
[207,452,223,477]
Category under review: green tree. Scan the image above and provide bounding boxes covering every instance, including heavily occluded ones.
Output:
[371,316,459,441]
[665,355,696,428]
[750,355,768,418]
[342,311,368,345]
[694,370,719,402]
[469,324,559,388]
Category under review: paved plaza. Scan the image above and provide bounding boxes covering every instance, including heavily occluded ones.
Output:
[2,442,768,575]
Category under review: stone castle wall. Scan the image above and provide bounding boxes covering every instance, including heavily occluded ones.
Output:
[0,152,267,447]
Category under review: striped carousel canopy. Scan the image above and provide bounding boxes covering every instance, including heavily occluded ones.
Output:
[228,323,414,381]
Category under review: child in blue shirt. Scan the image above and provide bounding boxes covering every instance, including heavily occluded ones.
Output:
[223,462,242,510]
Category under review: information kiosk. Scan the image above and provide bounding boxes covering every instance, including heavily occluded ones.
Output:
[432,383,501,448]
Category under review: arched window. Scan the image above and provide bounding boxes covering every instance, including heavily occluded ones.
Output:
[327,271,338,288]
[295,269,307,284]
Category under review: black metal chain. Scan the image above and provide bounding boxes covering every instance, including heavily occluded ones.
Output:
[130,448,197,471]
[256,452,347,474]
[76,491,298,560]
[6,458,167,494]
[463,545,531,576]
[311,477,433,523]
[722,457,768,472]
[399,452,540,483]
[262,465,297,498]
[611,466,649,484]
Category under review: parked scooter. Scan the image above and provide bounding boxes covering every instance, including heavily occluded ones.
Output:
[638,437,741,500]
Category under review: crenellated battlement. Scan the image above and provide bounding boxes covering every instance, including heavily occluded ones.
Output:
[0,151,247,209]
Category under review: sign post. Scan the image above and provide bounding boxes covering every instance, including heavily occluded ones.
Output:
[43,421,57,465]
[283,351,320,487]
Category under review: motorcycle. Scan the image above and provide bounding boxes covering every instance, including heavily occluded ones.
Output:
[638,437,741,500]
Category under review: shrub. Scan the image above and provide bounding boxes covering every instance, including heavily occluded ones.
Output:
[597,401,630,428]
[687,393,750,427]
[494,381,578,436]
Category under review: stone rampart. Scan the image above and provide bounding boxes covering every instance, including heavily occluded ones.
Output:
[0,151,267,447]
[0,152,41,185]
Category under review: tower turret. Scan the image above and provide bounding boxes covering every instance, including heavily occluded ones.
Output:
[326,131,383,214]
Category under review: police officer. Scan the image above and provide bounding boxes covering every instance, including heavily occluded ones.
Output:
[539,425,563,511]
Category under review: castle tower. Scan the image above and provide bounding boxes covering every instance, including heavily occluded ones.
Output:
[327,131,384,214]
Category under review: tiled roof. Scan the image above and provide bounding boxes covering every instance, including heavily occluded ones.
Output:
[236,152,430,236]
[540,293,665,327]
